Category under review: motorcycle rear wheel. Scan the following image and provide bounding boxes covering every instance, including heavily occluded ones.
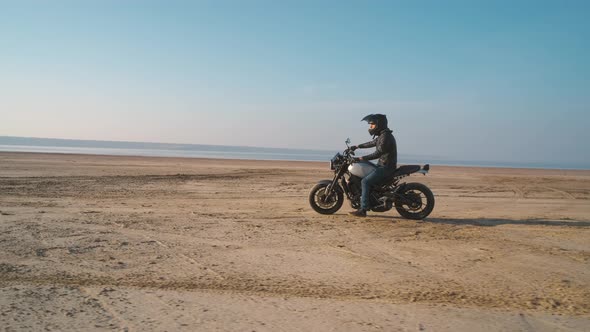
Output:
[309,183,344,214]
[395,182,435,220]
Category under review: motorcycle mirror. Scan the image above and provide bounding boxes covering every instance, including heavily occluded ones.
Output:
[345,138,351,146]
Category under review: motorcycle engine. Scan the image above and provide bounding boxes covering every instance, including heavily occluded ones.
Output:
[347,175,362,195]
[347,176,392,212]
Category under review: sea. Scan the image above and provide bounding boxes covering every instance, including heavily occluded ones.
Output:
[0,136,587,170]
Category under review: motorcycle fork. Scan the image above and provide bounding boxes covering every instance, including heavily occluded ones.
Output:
[325,167,347,197]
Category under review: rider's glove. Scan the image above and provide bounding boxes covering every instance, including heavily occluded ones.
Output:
[350,145,358,151]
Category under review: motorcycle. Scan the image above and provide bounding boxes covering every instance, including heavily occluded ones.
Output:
[309,139,435,220]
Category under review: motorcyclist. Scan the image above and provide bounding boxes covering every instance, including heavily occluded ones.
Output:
[348,114,397,217]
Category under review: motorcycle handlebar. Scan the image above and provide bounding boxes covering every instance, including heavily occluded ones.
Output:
[343,148,356,164]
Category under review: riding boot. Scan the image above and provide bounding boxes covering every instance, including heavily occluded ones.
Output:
[348,209,367,217]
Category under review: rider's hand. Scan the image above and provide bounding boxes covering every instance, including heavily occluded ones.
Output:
[350,145,358,151]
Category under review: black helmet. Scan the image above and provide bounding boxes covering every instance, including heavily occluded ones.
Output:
[361,114,388,136]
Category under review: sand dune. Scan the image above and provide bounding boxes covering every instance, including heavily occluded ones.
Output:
[1,152,589,331]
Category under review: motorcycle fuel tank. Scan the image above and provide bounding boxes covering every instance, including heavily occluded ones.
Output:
[348,161,377,178]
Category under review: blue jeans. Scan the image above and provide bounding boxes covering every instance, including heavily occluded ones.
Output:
[361,166,395,210]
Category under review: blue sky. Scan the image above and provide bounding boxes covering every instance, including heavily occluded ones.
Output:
[1,0,589,166]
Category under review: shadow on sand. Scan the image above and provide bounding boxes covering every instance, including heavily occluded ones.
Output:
[425,217,590,227]
[364,215,590,227]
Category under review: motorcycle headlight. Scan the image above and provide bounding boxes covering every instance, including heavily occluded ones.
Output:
[330,153,343,170]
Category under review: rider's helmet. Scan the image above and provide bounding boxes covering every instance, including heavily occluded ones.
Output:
[361,114,388,136]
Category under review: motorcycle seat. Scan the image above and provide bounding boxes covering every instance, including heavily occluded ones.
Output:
[382,165,421,183]
[394,165,421,177]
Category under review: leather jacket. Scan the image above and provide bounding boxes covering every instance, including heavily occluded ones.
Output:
[358,129,397,170]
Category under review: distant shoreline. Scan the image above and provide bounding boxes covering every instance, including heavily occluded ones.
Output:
[1,151,589,174]
[2,136,589,170]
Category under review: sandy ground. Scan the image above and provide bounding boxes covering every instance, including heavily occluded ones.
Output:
[1,152,589,331]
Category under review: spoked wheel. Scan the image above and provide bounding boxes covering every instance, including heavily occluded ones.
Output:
[394,182,435,220]
[309,183,344,214]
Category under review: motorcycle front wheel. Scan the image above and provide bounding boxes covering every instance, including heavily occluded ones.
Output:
[394,182,435,220]
[309,183,344,214]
